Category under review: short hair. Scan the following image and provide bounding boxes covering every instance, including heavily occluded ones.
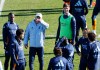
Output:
[88,32,96,41]
[16,29,24,36]
[53,47,62,56]
[63,3,70,8]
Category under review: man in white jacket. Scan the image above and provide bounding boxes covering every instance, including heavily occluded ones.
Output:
[24,13,49,70]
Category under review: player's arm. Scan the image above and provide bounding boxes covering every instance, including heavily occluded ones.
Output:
[75,38,81,55]
[71,17,76,45]
[2,23,9,49]
[55,16,61,44]
[11,43,19,66]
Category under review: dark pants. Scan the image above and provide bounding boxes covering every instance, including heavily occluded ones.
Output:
[4,49,13,70]
[75,16,86,42]
[79,57,88,70]
[15,59,25,70]
[90,0,93,6]
[92,6,100,25]
[29,47,44,70]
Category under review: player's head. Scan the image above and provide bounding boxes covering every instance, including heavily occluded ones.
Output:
[88,32,96,42]
[16,29,24,40]
[82,28,90,38]
[8,12,15,22]
[63,3,70,15]
[53,47,62,56]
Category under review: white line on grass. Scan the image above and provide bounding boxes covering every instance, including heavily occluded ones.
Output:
[0,0,5,15]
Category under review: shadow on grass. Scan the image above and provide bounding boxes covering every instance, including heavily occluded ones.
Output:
[0,53,54,58]
[0,36,56,42]
[0,8,62,17]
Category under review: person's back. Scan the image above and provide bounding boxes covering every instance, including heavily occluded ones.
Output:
[87,32,100,70]
[88,40,100,70]
[48,56,68,70]
[48,47,69,70]
[55,37,74,70]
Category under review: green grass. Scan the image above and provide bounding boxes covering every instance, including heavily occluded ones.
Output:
[0,0,100,70]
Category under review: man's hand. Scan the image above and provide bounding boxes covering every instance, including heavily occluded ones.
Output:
[24,44,28,49]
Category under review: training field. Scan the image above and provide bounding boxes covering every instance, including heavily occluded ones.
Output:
[0,0,100,70]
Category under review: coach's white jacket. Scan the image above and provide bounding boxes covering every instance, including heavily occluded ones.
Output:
[24,20,49,47]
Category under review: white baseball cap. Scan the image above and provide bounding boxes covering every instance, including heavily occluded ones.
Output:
[35,13,42,19]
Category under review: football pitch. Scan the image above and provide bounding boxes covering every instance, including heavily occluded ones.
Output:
[0,0,100,70]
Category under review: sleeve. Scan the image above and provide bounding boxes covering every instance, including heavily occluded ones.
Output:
[47,59,52,70]
[55,16,61,43]
[2,23,8,49]
[75,38,81,53]
[41,20,49,29]
[24,24,30,45]
[10,43,19,65]
[71,17,76,44]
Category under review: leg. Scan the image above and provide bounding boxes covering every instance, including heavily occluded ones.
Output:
[4,50,10,70]
[15,61,25,70]
[10,59,14,70]
[29,47,36,70]
[88,0,93,8]
[79,57,87,70]
[80,15,86,30]
[37,47,44,70]
[92,7,100,34]
[75,20,80,43]
[90,0,93,6]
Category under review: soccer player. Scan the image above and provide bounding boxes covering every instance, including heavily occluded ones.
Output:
[2,12,19,70]
[75,28,90,70]
[24,13,49,70]
[55,36,74,70]
[91,0,100,34]
[87,32,100,70]
[48,47,69,70]
[70,0,88,42]
[56,3,76,45]
[10,29,25,70]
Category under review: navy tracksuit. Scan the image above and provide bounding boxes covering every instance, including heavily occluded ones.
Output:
[70,0,88,42]
[48,56,69,70]
[75,37,89,70]
[2,22,19,70]
[10,36,25,70]
[55,38,74,70]
[87,40,100,70]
